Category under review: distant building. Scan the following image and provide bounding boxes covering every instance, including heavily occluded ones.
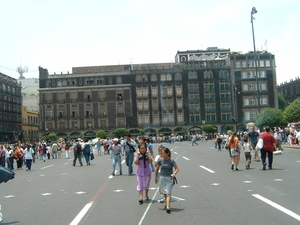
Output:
[0,73,22,143]
[18,78,39,112]
[22,106,39,142]
[277,77,300,103]
[38,48,277,140]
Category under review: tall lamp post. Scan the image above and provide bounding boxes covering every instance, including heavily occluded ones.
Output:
[251,7,261,113]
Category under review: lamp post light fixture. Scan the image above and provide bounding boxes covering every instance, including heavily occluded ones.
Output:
[251,7,261,113]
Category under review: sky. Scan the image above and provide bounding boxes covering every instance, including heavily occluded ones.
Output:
[0,0,299,84]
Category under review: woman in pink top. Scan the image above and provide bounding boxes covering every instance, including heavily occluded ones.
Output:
[134,143,152,205]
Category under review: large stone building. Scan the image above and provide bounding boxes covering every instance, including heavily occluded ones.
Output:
[38,47,277,140]
[0,73,22,143]
[277,77,300,104]
[22,106,39,142]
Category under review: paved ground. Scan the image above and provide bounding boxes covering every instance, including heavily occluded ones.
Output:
[1,141,300,225]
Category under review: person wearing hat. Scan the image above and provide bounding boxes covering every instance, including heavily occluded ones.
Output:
[121,134,137,175]
[108,138,124,176]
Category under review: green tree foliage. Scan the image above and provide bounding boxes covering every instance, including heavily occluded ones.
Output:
[114,128,129,138]
[256,108,286,128]
[48,133,57,141]
[96,130,107,139]
[202,124,214,133]
[283,98,300,123]
[278,92,288,110]
[140,129,145,135]
[225,124,233,131]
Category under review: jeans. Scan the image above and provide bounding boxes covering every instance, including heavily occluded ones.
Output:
[26,159,33,170]
[112,154,122,174]
[260,148,273,167]
[52,151,58,159]
[125,151,134,174]
[73,152,83,166]
[83,152,90,164]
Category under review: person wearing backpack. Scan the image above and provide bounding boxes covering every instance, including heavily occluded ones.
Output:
[73,139,83,167]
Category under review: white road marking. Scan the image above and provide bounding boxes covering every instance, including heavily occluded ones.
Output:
[200,165,215,173]
[179,185,190,188]
[171,196,185,202]
[70,201,94,225]
[253,194,300,222]
[182,156,190,160]
[41,193,52,196]
[243,181,252,183]
[75,192,86,195]
[211,183,220,186]
[113,190,124,192]
[174,152,178,154]
[61,173,68,175]
[40,165,54,170]
[3,195,15,198]
[274,179,283,181]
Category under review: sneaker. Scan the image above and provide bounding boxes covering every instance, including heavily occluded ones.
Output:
[111,173,115,176]
[139,199,143,205]
[231,164,234,170]
[166,208,171,214]
[263,163,266,170]
[159,198,164,203]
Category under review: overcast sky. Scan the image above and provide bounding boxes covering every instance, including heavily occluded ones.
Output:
[0,0,299,84]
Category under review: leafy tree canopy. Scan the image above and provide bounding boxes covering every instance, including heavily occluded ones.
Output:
[48,133,57,141]
[283,98,300,123]
[202,124,214,133]
[225,124,233,131]
[256,108,287,128]
[278,92,288,110]
[96,130,107,139]
[114,128,129,138]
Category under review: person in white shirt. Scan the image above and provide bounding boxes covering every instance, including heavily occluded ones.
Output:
[24,144,34,171]
[243,136,252,170]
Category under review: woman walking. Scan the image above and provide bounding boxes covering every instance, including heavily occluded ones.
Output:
[134,143,152,204]
[83,140,91,165]
[155,147,179,214]
[24,144,34,171]
[229,132,240,171]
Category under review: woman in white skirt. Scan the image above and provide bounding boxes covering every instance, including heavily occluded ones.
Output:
[155,147,179,214]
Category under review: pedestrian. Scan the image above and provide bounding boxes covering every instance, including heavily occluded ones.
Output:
[260,127,276,170]
[248,127,260,162]
[121,134,136,175]
[51,142,58,159]
[42,144,47,162]
[145,138,155,172]
[154,145,164,203]
[154,147,179,214]
[15,145,24,170]
[134,143,152,204]
[96,138,102,156]
[229,132,240,171]
[73,139,83,167]
[65,143,70,159]
[215,134,222,151]
[192,134,198,146]
[108,138,124,176]
[242,135,252,170]
[24,144,34,171]
[82,140,91,166]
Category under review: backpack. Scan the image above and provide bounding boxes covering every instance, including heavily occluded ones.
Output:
[76,143,82,153]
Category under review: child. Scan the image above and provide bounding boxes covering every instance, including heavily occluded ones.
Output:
[154,145,164,203]
[243,135,252,170]
[134,143,152,205]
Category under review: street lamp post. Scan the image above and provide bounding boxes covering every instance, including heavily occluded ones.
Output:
[251,7,261,113]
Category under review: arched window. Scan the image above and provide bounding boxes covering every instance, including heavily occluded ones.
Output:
[141,74,148,82]
[116,76,122,84]
[135,75,142,82]
[175,73,182,81]
[188,71,197,79]
[161,74,166,81]
[166,73,172,81]
[204,70,213,79]
[150,74,157,82]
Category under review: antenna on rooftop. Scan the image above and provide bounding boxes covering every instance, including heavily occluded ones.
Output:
[17,66,28,79]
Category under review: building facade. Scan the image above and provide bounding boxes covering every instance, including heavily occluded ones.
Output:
[38,48,277,140]
[0,73,22,143]
[277,77,300,104]
[22,106,39,142]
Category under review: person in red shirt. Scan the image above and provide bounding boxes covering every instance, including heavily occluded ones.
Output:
[260,127,276,170]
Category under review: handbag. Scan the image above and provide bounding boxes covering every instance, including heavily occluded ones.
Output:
[172,177,178,185]
[90,153,95,160]
[255,138,263,152]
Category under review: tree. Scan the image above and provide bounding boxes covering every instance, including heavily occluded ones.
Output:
[255,108,286,128]
[96,130,107,139]
[114,128,129,138]
[140,129,145,135]
[48,133,57,141]
[202,124,214,133]
[278,92,288,110]
[225,124,233,131]
[283,98,300,123]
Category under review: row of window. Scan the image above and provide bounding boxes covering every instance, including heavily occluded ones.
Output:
[0,84,20,94]
[235,60,272,68]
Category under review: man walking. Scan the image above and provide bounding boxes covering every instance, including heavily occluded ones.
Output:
[73,139,83,166]
[122,134,136,175]
[248,127,260,161]
[109,138,124,176]
[260,127,276,170]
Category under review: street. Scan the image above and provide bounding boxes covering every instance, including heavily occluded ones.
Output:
[1,141,300,225]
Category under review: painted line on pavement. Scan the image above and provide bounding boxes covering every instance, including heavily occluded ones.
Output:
[253,194,300,222]
[40,165,54,170]
[182,156,190,160]
[199,165,215,173]
[70,179,110,225]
